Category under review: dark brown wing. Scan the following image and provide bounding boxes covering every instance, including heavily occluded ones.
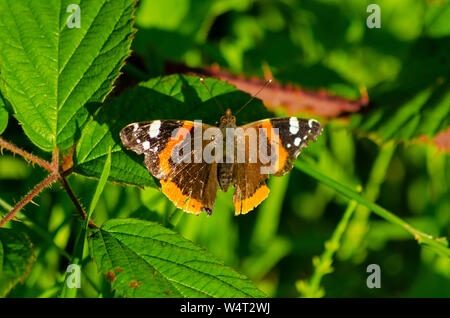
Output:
[232,117,322,215]
[120,120,218,215]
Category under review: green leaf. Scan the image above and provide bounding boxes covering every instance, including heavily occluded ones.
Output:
[0,91,7,134]
[0,0,136,151]
[0,228,35,297]
[351,37,450,144]
[74,74,270,187]
[88,218,266,298]
[86,145,111,229]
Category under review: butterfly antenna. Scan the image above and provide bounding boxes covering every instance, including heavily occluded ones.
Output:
[200,77,225,113]
[235,78,273,115]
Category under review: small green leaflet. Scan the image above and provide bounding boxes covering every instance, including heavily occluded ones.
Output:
[86,146,112,230]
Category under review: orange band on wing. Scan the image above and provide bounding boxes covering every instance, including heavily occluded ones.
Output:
[160,179,205,215]
[158,123,194,176]
[234,185,270,215]
[259,122,289,174]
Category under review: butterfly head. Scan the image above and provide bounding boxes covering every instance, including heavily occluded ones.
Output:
[219,108,236,128]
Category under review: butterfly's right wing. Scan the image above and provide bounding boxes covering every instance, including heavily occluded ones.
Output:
[120,120,219,215]
[231,117,322,215]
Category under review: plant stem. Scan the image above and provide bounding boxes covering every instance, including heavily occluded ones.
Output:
[58,175,87,220]
[340,143,396,259]
[300,200,358,297]
[58,175,99,229]
[0,142,98,228]
[294,160,450,257]
[0,173,58,228]
[0,137,53,172]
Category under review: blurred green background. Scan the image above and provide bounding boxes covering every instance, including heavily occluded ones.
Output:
[1,0,449,297]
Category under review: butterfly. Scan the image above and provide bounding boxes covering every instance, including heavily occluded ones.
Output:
[120,80,322,216]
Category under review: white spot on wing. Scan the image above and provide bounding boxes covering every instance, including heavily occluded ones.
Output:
[133,123,139,132]
[136,138,141,144]
[154,171,164,179]
[294,137,301,146]
[142,141,150,150]
[308,119,317,129]
[289,117,299,134]
[149,120,161,138]
[287,143,291,148]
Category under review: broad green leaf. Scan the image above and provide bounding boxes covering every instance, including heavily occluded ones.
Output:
[0,92,7,134]
[88,218,267,298]
[0,0,136,151]
[74,74,270,187]
[0,229,35,297]
[351,37,450,144]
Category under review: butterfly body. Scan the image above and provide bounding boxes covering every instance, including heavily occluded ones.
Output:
[217,109,237,192]
[120,108,322,216]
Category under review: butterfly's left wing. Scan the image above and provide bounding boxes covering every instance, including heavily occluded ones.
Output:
[120,120,219,215]
[232,117,322,215]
